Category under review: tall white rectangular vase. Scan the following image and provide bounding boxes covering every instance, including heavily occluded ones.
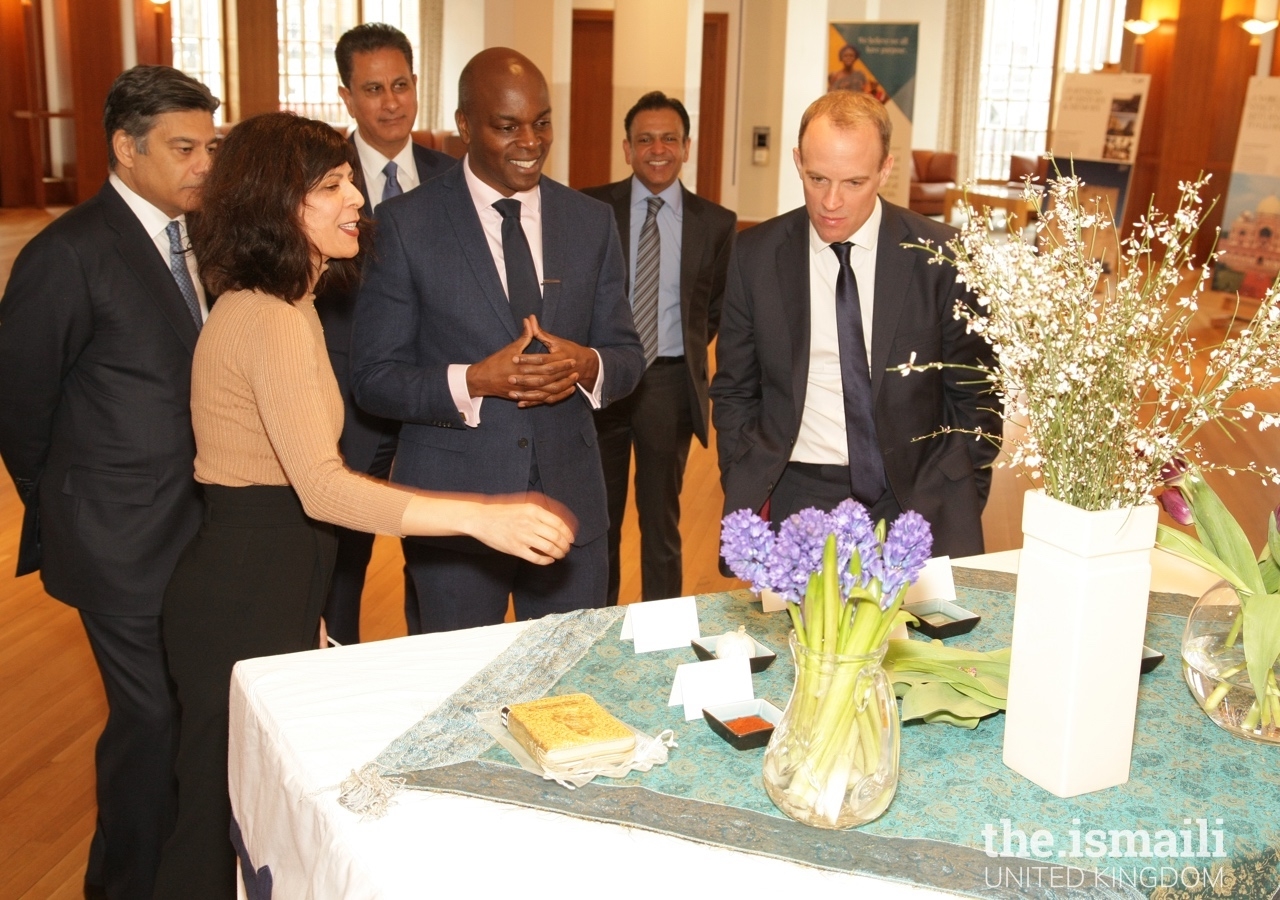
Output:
[1002,490,1158,798]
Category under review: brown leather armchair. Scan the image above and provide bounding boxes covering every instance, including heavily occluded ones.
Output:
[908,149,957,217]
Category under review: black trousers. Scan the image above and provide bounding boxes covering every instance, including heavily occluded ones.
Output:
[322,431,397,645]
[79,610,179,900]
[154,485,336,899]
[594,358,695,604]
[771,461,902,527]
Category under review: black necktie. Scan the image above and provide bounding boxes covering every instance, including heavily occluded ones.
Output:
[830,241,886,505]
[493,198,544,352]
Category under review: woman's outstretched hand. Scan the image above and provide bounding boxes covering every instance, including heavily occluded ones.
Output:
[465,495,575,564]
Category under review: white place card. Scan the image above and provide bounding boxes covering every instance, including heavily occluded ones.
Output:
[619,595,701,653]
[667,656,754,721]
[759,588,789,613]
[904,555,957,607]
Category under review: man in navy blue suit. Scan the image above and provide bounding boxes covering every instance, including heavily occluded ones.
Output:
[317,23,456,643]
[351,48,644,633]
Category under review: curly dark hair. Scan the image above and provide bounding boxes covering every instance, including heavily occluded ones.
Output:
[190,112,371,302]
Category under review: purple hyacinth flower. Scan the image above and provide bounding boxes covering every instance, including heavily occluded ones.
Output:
[765,507,833,602]
[1158,487,1194,526]
[719,508,775,593]
[879,511,933,608]
[829,498,878,595]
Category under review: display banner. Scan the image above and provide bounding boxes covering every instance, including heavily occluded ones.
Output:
[827,22,918,208]
[1049,73,1150,225]
[1212,76,1280,300]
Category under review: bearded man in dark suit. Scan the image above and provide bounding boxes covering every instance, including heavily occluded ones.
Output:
[317,23,456,643]
[0,66,218,900]
[710,90,999,557]
[352,48,645,633]
[582,91,736,604]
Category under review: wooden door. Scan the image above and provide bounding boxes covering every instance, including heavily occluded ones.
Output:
[569,10,613,189]
[697,12,728,205]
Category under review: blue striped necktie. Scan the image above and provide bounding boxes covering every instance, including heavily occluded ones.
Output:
[165,220,202,330]
[633,196,663,366]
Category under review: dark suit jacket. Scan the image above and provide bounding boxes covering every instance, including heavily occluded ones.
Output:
[350,165,646,545]
[0,182,204,615]
[580,179,736,446]
[316,140,456,473]
[709,201,1000,558]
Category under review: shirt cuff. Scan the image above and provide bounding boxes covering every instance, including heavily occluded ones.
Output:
[577,349,605,409]
[447,364,483,427]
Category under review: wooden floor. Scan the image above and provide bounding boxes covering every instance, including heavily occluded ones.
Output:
[2,207,1278,896]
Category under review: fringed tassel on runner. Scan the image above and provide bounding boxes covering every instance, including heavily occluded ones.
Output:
[337,764,406,820]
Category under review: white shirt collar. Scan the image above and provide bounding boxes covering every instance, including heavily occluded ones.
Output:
[352,128,417,186]
[808,196,883,257]
[109,171,183,238]
[461,153,542,214]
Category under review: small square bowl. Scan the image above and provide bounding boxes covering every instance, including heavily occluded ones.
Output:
[1140,645,1165,674]
[690,634,777,672]
[703,699,784,751]
[903,598,982,640]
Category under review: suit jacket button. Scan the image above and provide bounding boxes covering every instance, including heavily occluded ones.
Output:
[518,438,529,449]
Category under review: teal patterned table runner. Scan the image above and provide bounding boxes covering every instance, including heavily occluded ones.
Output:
[387,572,1280,899]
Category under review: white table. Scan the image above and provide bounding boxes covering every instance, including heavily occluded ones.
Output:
[229,550,1216,899]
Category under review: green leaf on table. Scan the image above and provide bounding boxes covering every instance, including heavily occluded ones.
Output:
[1156,525,1251,594]
[1259,554,1279,595]
[1242,592,1280,707]
[1268,511,1280,570]
[1183,474,1266,596]
[900,682,997,728]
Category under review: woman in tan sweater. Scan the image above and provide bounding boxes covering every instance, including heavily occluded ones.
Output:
[154,113,574,897]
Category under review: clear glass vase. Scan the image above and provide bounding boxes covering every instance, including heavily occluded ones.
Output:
[1181,580,1280,744]
[762,632,900,828]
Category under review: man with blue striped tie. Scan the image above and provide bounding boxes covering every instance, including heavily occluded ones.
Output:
[583,92,737,604]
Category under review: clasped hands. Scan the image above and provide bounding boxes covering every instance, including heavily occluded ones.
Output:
[465,315,598,408]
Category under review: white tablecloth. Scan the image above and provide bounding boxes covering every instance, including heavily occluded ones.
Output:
[228,549,1217,899]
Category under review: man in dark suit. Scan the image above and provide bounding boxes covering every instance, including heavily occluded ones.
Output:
[710,90,999,557]
[352,48,645,633]
[317,23,456,644]
[0,67,218,900]
[582,92,736,604]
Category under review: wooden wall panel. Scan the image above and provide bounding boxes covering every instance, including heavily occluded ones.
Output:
[67,0,122,203]
[697,12,728,205]
[0,0,37,207]
[225,0,277,122]
[134,0,173,67]
[569,10,613,189]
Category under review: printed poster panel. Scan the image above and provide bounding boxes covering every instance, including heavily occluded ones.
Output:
[1213,77,1280,300]
[827,22,918,208]
[1051,73,1151,163]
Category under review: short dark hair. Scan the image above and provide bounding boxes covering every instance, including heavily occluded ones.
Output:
[189,113,370,302]
[623,91,690,141]
[103,65,219,168]
[336,23,414,88]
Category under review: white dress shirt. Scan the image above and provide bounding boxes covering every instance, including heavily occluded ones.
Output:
[447,156,604,426]
[108,172,208,321]
[791,197,882,465]
[352,130,420,214]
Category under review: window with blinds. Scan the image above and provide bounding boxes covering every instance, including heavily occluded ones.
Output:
[169,0,225,124]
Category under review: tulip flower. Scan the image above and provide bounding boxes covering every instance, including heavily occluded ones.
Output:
[1158,486,1194,525]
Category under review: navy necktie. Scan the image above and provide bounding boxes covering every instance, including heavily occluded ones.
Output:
[382,161,403,204]
[492,198,544,352]
[165,220,202,331]
[830,241,886,505]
